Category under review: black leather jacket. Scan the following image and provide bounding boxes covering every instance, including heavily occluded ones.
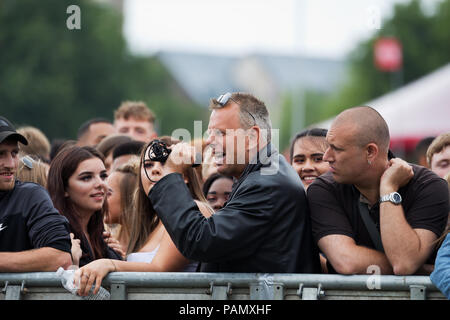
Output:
[149,143,320,273]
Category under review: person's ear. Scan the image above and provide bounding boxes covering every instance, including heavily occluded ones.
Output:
[247,126,260,150]
[366,143,378,165]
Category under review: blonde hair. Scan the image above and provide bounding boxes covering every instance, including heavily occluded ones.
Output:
[17,126,51,162]
[108,158,139,246]
[114,101,156,123]
[17,155,49,189]
[426,132,450,166]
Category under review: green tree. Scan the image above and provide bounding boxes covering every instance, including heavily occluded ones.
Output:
[278,89,330,152]
[321,0,450,119]
[0,0,207,140]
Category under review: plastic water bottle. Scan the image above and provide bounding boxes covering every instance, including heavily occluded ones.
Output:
[56,267,111,300]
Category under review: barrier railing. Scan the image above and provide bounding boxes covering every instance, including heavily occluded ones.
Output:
[0,272,446,300]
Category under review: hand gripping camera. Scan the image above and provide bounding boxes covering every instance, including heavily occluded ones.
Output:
[146,139,201,167]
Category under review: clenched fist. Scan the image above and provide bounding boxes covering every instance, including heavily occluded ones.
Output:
[380,158,414,195]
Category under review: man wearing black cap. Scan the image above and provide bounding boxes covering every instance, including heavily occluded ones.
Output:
[0,116,72,272]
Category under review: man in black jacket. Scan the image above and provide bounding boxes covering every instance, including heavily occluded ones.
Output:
[0,116,72,271]
[144,93,320,273]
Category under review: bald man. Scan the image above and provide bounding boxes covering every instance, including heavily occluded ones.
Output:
[307,106,449,275]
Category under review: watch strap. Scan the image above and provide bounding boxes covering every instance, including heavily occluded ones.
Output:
[379,192,401,204]
[379,194,391,203]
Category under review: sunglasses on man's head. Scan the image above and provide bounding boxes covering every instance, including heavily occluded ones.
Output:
[215,92,256,126]
[216,92,235,107]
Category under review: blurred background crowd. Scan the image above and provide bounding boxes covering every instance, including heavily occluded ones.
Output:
[1,0,449,162]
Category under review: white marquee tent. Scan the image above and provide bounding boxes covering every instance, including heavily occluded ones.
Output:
[313,63,450,152]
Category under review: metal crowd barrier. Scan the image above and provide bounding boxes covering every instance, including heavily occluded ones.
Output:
[0,272,446,300]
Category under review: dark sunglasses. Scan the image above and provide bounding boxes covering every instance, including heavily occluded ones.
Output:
[216,92,256,126]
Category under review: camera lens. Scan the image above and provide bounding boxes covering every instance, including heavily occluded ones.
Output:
[147,140,171,163]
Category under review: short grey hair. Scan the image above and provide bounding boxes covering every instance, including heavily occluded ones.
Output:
[210,92,272,142]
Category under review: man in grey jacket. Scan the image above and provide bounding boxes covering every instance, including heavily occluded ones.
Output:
[143,93,320,273]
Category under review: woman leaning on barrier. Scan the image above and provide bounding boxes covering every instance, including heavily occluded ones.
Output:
[73,136,213,297]
[289,128,330,273]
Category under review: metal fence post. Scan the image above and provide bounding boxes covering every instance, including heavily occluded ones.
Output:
[302,287,319,300]
[273,283,285,300]
[249,283,264,300]
[410,285,426,300]
[208,281,232,300]
[297,283,324,300]
[110,281,127,300]
[3,281,26,300]
[249,282,284,300]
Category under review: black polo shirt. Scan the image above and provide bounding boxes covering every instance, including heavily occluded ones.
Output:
[307,164,448,256]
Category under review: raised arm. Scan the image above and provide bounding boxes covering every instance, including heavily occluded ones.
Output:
[379,159,448,274]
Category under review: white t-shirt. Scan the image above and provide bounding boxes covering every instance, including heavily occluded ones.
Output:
[126,244,198,271]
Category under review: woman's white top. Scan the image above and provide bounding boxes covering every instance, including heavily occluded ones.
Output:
[126,245,160,263]
[126,244,199,271]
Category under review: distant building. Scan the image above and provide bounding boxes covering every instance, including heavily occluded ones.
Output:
[157,50,345,132]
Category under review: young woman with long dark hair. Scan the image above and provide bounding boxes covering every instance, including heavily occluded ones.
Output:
[47,146,122,267]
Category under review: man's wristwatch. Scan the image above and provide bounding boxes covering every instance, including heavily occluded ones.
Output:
[379,192,402,205]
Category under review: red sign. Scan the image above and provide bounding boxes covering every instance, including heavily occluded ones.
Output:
[374,37,402,72]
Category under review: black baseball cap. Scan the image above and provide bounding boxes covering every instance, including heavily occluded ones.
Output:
[0,116,28,145]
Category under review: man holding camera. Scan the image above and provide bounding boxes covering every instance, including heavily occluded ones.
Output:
[142,92,320,273]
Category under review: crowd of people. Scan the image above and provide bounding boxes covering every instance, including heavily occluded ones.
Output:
[0,94,449,299]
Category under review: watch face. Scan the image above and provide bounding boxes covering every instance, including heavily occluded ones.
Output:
[392,193,402,203]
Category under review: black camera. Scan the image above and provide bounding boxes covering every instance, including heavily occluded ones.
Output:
[146,139,201,167]
[147,139,172,163]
